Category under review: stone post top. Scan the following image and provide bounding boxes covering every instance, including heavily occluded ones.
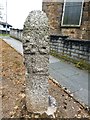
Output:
[23,10,49,29]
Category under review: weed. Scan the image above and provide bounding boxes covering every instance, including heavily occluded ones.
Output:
[50,50,90,72]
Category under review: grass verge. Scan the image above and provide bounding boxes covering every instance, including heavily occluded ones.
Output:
[0,34,10,36]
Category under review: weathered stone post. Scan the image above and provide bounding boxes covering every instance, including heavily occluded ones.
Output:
[22,10,49,113]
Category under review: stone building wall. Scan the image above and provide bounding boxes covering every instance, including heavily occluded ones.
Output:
[42,2,63,35]
[42,1,90,40]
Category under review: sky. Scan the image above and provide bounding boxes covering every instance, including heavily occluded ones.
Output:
[0,0,42,29]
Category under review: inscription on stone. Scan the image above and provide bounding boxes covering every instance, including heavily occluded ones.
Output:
[22,10,49,113]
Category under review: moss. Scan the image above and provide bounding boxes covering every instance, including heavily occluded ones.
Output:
[50,50,90,72]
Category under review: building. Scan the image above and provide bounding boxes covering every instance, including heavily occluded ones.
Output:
[42,0,90,40]
[0,21,12,34]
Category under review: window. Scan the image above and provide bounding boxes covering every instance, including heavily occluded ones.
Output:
[61,0,84,27]
[3,25,6,28]
[7,25,9,28]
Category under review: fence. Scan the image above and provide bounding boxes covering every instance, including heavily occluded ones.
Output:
[50,35,90,62]
[10,28,23,41]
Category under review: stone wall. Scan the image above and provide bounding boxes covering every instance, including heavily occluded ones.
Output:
[10,28,23,41]
[50,35,90,62]
[42,1,90,40]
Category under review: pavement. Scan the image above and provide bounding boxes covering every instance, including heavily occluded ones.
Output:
[1,36,90,107]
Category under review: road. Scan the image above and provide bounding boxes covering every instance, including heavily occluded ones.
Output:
[1,36,89,107]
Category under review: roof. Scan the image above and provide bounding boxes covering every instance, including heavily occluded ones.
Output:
[0,21,12,27]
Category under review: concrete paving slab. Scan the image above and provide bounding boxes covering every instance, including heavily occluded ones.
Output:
[49,56,60,63]
[49,62,71,71]
[0,36,23,55]
[73,89,88,106]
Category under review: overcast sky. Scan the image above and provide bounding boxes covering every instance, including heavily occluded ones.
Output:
[0,0,42,29]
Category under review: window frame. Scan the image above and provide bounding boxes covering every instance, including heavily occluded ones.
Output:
[61,0,84,27]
